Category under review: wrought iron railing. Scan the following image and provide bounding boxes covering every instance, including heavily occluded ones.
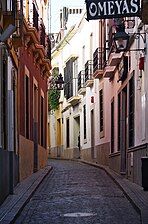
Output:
[93,47,106,73]
[85,60,93,82]
[40,19,46,47]
[64,77,79,99]
[33,2,39,31]
[78,70,85,91]
[45,35,51,60]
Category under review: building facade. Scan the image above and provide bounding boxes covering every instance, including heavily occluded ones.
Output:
[0,0,51,205]
[49,3,148,187]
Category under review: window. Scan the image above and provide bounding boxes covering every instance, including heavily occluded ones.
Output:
[41,96,44,147]
[73,58,78,95]
[25,75,30,139]
[33,84,38,123]
[83,105,86,139]
[82,45,85,68]
[40,22,46,47]
[129,76,135,147]
[99,89,104,133]
[118,87,127,152]
[118,56,128,82]
[1,56,7,149]
[64,58,75,99]
[33,3,39,30]
[93,48,105,72]
[66,118,70,148]
[6,0,12,11]
[118,93,121,151]
[90,33,93,60]
[57,119,61,146]
[111,99,114,153]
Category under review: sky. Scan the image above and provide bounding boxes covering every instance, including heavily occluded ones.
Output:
[50,0,85,33]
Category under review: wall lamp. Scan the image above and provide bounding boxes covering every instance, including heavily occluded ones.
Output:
[113,24,146,54]
[55,73,64,90]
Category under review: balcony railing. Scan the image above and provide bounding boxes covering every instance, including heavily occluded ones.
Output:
[78,70,85,91]
[40,19,46,47]
[93,48,106,73]
[33,2,39,31]
[1,0,14,12]
[64,78,78,100]
[85,60,93,82]
[1,0,24,39]
[46,35,51,60]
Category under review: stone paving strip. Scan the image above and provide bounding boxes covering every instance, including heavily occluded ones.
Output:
[0,166,52,224]
[0,158,148,224]
[80,159,148,224]
[15,159,141,224]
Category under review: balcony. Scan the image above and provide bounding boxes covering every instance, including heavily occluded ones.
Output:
[46,35,51,60]
[103,65,116,78]
[93,48,105,79]
[1,0,16,29]
[85,60,94,87]
[78,71,86,95]
[67,78,81,106]
[68,95,81,106]
[108,52,123,66]
[39,19,46,47]
[61,102,71,113]
[1,0,23,48]
[33,2,39,31]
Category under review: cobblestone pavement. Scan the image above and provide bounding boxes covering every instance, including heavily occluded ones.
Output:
[15,159,141,224]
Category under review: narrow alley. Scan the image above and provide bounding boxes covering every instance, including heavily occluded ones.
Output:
[15,160,141,224]
[0,1,148,224]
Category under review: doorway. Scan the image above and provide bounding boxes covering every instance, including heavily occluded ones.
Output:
[91,110,95,159]
[74,116,80,158]
[57,118,61,157]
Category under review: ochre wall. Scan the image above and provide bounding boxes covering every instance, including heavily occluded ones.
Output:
[38,145,48,169]
[19,135,34,181]
[19,135,48,180]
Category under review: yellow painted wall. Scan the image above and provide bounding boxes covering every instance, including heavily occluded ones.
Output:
[38,145,48,169]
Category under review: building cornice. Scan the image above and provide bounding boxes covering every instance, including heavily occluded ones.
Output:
[22,18,51,77]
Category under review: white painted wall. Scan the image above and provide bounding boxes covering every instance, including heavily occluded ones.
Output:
[50,9,104,154]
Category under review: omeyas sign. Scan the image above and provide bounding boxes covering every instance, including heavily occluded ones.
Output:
[86,0,140,20]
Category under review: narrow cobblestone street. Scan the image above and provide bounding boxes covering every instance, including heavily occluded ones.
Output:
[15,160,141,224]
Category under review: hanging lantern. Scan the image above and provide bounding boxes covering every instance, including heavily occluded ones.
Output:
[55,73,64,90]
[114,24,129,52]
